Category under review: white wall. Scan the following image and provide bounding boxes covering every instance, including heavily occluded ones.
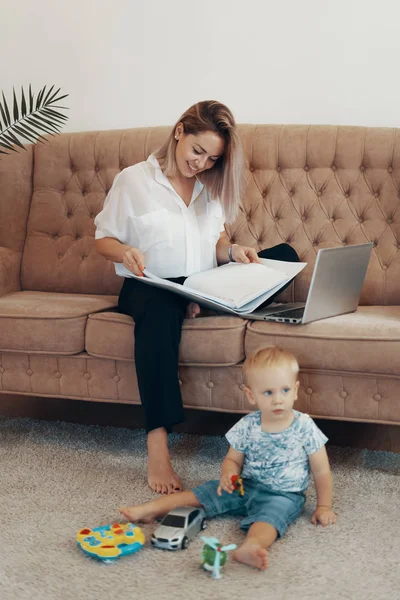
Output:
[1,0,399,133]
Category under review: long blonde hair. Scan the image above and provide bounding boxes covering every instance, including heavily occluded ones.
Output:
[154,100,244,224]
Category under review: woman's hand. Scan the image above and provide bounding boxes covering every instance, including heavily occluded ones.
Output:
[122,246,145,276]
[231,244,262,264]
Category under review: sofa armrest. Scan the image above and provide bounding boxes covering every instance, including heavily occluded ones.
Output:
[0,246,21,297]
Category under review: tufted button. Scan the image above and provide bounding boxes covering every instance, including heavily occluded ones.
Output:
[317,191,322,197]
[288,191,294,197]
[358,217,364,223]
[83,372,91,380]
[304,165,309,172]
[331,164,337,171]
[90,213,95,219]
[382,265,388,270]
[344,192,350,198]
[119,164,125,171]
[301,215,307,222]
[55,371,62,379]
[113,375,120,383]
[67,212,72,218]
[70,164,76,173]
[75,233,81,240]
[329,217,335,222]
[387,218,393,224]
[276,166,281,172]
[273,215,279,222]
[388,166,393,173]
[239,383,246,391]
[374,192,379,198]
[342,240,347,246]
[81,254,87,260]
[95,165,100,172]
[53,234,59,240]
[360,165,366,172]
[0,366,4,374]
[26,369,33,376]
[306,387,313,395]
[373,394,382,402]
[250,166,255,173]
[246,215,251,221]
[206,381,214,388]
[340,390,347,398]
[262,191,267,198]
[312,240,319,247]
[82,189,88,196]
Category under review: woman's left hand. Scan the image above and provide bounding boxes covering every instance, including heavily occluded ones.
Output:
[231,244,262,264]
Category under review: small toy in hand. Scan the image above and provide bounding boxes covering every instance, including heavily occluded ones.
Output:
[77,522,145,562]
[231,474,245,496]
[201,536,237,580]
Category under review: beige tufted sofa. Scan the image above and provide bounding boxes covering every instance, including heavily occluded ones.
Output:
[1,124,400,426]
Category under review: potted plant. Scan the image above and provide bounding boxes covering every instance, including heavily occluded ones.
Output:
[0,84,69,156]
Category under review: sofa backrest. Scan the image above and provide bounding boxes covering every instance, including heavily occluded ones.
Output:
[19,124,400,304]
[0,147,33,295]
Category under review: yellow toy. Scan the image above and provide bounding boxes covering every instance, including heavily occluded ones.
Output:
[77,522,145,562]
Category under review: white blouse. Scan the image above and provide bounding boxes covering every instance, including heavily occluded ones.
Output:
[94,155,225,279]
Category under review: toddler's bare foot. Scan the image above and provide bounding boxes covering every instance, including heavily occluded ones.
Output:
[233,543,269,570]
[185,302,201,319]
[120,503,157,524]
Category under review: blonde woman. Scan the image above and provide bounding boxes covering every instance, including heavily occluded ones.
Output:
[95,101,299,495]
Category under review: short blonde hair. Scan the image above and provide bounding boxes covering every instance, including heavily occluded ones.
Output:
[154,100,244,224]
[243,346,300,385]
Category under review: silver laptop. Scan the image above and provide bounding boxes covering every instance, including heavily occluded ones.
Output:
[245,243,373,324]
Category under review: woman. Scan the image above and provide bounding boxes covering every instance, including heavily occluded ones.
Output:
[94,100,298,495]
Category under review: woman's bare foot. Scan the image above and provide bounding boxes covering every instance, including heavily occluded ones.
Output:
[120,502,158,524]
[185,302,201,319]
[147,428,182,495]
[233,543,269,570]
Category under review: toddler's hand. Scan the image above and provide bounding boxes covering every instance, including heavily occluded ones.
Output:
[311,506,337,527]
[217,474,236,496]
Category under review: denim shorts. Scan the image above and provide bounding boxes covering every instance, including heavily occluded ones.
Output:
[192,478,306,538]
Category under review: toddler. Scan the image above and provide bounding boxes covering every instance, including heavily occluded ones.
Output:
[120,346,336,570]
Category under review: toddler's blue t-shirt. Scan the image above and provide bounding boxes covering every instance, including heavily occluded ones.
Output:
[226,410,328,492]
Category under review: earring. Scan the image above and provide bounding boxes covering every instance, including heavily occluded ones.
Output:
[175,135,178,140]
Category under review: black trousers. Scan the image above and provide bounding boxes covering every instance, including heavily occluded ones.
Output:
[118,243,299,433]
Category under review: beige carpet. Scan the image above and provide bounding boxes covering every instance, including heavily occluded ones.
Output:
[1,416,399,600]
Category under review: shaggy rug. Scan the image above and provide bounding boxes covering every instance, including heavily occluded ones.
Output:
[0,416,399,600]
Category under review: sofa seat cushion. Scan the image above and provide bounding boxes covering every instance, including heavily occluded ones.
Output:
[0,291,118,354]
[85,311,247,365]
[245,306,400,375]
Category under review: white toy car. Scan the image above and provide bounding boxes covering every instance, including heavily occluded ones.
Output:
[151,506,207,550]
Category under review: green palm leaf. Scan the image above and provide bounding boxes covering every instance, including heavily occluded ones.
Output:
[0,84,69,156]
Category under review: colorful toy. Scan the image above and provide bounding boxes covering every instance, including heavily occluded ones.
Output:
[77,522,145,562]
[200,536,237,579]
[231,474,245,496]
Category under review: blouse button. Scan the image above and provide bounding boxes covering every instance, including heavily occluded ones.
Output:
[340,390,347,398]
[306,387,313,395]
[206,381,214,388]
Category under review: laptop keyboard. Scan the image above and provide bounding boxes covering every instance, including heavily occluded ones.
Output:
[272,307,305,319]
